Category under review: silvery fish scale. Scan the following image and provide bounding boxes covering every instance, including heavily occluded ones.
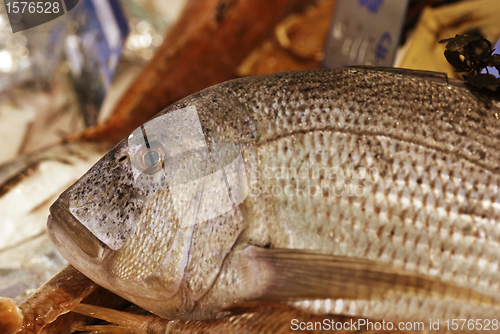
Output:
[48,68,500,331]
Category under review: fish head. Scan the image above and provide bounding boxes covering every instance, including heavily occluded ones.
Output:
[47,101,250,316]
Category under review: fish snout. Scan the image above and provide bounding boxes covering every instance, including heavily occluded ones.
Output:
[48,192,108,259]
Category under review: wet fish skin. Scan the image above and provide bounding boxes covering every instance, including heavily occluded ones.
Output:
[48,68,500,326]
[17,265,96,334]
[0,296,22,334]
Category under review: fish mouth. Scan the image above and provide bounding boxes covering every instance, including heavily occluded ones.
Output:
[48,193,108,259]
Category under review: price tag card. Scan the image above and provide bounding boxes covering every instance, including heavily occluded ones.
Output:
[483,37,500,77]
[324,0,409,68]
[64,0,129,126]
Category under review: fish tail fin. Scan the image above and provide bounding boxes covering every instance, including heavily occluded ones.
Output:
[72,303,173,334]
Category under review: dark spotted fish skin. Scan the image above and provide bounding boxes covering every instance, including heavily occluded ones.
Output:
[48,68,500,331]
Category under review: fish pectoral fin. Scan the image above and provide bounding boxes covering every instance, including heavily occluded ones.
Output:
[72,303,173,334]
[241,246,493,305]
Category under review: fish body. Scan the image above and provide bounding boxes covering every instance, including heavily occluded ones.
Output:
[48,68,500,329]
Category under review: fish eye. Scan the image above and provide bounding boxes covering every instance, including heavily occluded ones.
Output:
[135,141,166,174]
[143,150,160,168]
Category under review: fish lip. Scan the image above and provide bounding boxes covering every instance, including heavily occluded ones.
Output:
[49,194,108,259]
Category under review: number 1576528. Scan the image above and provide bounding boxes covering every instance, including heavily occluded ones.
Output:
[445,319,499,331]
[6,1,61,14]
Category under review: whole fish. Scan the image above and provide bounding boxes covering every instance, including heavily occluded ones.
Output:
[47,68,500,332]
